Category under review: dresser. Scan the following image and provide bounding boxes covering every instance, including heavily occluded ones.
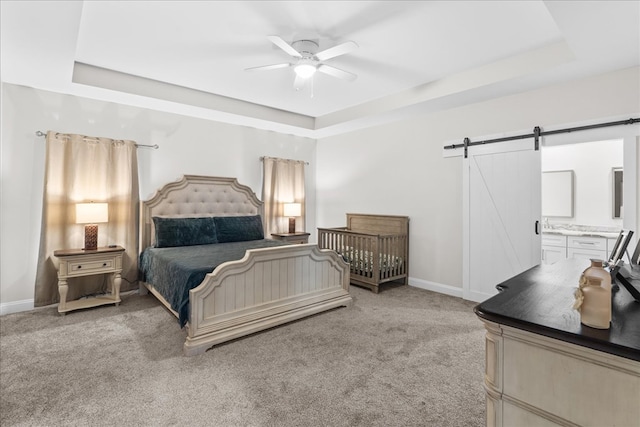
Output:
[475,258,640,426]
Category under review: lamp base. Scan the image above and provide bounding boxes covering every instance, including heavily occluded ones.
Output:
[288,218,296,234]
[84,224,98,251]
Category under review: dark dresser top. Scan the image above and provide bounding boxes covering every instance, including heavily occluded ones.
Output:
[474,258,640,362]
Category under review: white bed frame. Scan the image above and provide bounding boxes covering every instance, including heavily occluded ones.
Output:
[139,175,352,356]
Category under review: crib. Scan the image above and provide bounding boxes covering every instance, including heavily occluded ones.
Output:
[318,214,409,293]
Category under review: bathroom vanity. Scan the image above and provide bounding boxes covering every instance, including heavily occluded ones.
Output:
[541,225,620,265]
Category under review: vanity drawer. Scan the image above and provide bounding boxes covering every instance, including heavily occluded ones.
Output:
[567,236,607,251]
[541,234,567,247]
[568,247,608,261]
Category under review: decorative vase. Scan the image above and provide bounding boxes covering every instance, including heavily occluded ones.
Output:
[573,259,611,329]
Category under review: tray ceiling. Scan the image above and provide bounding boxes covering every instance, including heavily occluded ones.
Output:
[2,1,638,137]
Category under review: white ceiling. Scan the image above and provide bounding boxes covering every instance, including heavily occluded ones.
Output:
[1,1,639,138]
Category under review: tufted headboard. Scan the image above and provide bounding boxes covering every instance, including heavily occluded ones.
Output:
[140,175,264,251]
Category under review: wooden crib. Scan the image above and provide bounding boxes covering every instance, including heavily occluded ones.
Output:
[318,214,409,293]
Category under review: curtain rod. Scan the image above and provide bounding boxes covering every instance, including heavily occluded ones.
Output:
[260,156,309,165]
[443,117,640,158]
[35,131,159,149]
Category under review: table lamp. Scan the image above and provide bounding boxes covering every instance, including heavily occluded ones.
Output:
[283,203,301,234]
[76,202,108,250]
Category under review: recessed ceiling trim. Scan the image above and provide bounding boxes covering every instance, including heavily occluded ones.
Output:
[315,40,575,130]
[72,62,316,130]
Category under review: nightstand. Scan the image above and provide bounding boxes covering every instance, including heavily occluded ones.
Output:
[271,232,310,244]
[53,246,125,314]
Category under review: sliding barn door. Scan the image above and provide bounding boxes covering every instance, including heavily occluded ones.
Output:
[463,139,541,302]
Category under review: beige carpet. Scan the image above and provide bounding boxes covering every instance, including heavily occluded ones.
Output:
[0,284,485,426]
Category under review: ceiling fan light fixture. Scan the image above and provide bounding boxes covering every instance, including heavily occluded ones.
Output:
[250,36,358,88]
[294,62,317,79]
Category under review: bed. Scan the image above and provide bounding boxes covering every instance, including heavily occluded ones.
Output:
[317,214,409,293]
[139,175,351,356]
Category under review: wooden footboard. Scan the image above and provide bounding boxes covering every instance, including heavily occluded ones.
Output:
[184,244,351,356]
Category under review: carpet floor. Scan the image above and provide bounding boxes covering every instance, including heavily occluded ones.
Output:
[0,284,485,426]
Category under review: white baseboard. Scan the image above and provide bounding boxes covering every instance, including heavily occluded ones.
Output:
[0,290,141,316]
[408,277,463,299]
[463,290,495,303]
[0,299,35,316]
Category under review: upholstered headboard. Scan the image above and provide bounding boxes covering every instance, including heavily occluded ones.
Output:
[140,175,264,251]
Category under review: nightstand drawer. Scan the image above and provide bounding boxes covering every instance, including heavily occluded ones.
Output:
[287,238,308,244]
[271,233,310,244]
[68,258,115,275]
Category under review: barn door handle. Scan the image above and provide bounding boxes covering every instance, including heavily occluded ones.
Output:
[535,220,541,235]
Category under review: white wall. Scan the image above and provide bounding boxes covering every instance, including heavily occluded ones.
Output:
[316,67,640,294]
[0,83,315,313]
[2,66,639,313]
[541,139,623,228]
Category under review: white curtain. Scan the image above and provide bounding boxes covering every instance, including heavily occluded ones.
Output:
[261,156,306,237]
[34,132,139,306]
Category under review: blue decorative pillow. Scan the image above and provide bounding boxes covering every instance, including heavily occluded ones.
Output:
[214,215,264,243]
[153,216,218,248]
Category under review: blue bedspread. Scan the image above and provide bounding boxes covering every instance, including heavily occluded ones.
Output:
[140,239,289,327]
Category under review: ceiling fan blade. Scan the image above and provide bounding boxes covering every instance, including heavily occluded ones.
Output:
[267,35,302,58]
[245,63,292,72]
[317,64,357,82]
[315,41,358,61]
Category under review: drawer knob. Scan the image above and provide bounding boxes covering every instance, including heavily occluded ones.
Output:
[77,265,82,269]
[103,263,107,267]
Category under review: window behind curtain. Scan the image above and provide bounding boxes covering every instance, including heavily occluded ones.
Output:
[261,157,306,237]
[34,132,139,306]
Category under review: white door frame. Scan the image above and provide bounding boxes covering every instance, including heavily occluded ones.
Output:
[542,119,639,243]
[443,114,639,303]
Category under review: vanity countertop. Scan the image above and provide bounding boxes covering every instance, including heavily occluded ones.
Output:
[542,224,620,239]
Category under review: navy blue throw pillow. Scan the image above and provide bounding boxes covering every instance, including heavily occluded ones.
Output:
[214,215,264,243]
[153,216,218,248]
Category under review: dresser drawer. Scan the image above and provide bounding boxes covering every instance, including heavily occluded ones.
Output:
[567,236,607,251]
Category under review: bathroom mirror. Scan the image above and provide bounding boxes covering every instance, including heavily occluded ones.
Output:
[613,168,623,219]
[542,170,574,217]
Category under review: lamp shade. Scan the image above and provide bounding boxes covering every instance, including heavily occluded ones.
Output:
[76,203,109,224]
[283,203,301,217]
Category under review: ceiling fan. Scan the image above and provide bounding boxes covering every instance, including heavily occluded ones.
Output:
[246,36,358,92]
